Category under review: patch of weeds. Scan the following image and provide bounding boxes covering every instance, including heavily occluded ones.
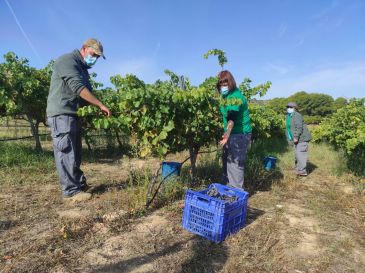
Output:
[307,143,348,176]
[123,169,152,210]
[328,237,355,254]
[155,179,186,205]
[271,174,302,199]
[57,218,95,240]
[125,185,148,212]
[194,151,222,185]
[315,235,360,273]
[123,168,187,212]
[305,187,361,234]
[107,215,132,234]
[1,217,97,273]
[129,207,147,219]
[0,142,55,186]
[225,213,287,273]
[306,194,327,220]
[345,174,365,194]
[0,142,54,168]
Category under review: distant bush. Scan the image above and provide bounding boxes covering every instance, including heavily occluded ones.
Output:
[312,99,365,176]
[266,92,349,126]
[304,115,322,125]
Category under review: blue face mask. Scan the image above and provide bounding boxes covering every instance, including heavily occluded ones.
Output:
[220,86,229,96]
[84,54,97,66]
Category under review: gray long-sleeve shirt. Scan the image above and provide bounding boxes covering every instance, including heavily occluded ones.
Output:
[286,111,312,143]
[46,49,92,117]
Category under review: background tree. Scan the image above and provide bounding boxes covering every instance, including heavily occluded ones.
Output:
[312,98,365,175]
[110,73,146,92]
[266,97,288,115]
[333,97,347,111]
[289,91,334,116]
[199,76,218,92]
[267,91,338,124]
[0,52,50,151]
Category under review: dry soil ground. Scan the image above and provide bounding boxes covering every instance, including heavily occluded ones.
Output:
[1,146,364,273]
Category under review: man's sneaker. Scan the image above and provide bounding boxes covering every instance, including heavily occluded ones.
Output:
[63,192,92,203]
[81,184,95,193]
[296,170,308,176]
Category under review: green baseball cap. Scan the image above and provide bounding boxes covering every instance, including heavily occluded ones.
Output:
[84,38,105,59]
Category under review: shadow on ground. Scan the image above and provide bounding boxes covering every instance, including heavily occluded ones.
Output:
[90,240,192,273]
[180,237,229,273]
[87,182,129,195]
[0,220,17,232]
[307,161,318,174]
[246,206,266,226]
[178,205,265,272]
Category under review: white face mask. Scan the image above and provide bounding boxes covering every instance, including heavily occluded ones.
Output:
[287,108,295,114]
[84,54,97,66]
[220,86,229,96]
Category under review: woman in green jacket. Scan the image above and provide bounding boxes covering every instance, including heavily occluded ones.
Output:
[217,70,252,189]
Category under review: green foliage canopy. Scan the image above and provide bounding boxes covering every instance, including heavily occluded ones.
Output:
[0,52,51,151]
[203,49,227,69]
[312,98,365,175]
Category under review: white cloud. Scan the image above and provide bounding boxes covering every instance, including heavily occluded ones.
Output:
[265,61,365,99]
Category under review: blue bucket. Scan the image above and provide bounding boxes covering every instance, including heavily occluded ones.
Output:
[161,161,182,180]
[264,156,277,171]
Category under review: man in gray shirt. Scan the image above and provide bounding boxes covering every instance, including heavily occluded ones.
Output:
[47,38,111,202]
[285,102,312,176]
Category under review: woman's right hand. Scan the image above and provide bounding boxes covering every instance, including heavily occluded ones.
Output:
[219,133,229,146]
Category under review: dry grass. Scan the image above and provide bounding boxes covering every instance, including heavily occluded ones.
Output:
[1,141,364,273]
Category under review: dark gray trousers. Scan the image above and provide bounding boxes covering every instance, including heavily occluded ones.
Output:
[48,115,86,197]
[222,133,251,189]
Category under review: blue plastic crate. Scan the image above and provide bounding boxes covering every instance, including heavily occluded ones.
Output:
[182,183,249,242]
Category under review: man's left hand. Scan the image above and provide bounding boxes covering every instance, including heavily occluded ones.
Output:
[100,105,111,117]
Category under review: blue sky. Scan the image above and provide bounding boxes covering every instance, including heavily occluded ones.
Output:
[1,0,364,99]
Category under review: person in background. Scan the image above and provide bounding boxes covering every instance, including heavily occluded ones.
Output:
[217,70,252,189]
[285,102,312,176]
[47,38,111,203]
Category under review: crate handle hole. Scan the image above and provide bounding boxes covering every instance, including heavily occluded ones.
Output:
[197,197,209,203]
